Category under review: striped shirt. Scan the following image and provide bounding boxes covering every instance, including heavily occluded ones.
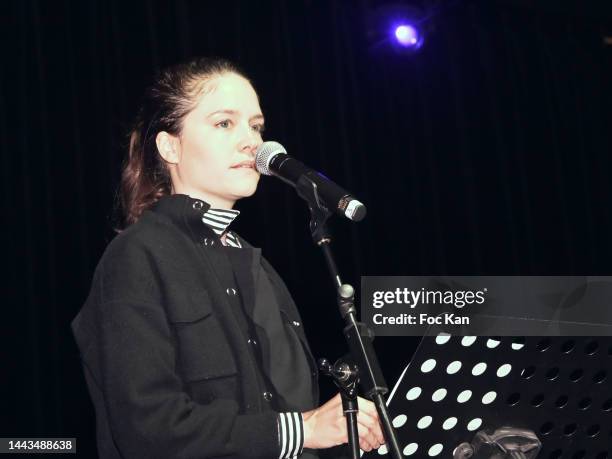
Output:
[201,207,242,248]
[200,207,306,459]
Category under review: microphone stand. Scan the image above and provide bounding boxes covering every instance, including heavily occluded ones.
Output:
[296,176,402,459]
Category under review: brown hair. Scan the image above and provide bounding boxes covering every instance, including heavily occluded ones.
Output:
[118,57,247,228]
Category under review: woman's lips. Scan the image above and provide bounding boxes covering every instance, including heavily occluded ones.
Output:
[231,161,256,169]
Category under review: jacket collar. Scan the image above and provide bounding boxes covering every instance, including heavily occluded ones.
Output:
[150,194,218,245]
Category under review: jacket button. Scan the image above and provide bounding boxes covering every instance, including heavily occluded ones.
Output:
[292,320,301,327]
[247,337,258,346]
[263,391,273,402]
[192,200,204,210]
[203,238,215,246]
[226,288,237,296]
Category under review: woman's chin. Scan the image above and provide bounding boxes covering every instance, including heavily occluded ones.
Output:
[232,181,260,199]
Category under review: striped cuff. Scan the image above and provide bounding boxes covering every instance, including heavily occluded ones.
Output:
[277,412,304,458]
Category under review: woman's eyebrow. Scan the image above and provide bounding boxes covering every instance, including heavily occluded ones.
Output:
[207,109,264,122]
[207,109,237,118]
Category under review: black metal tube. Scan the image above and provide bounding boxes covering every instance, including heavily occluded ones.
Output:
[319,240,342,288]
[342,397,360,459]
[372,393,403,458]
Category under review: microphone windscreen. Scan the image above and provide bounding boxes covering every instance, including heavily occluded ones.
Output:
[255,141,287,175]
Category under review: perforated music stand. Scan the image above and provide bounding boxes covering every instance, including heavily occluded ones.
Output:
[364,324,612,458]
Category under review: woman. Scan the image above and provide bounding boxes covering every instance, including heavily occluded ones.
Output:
[72,57,384,459]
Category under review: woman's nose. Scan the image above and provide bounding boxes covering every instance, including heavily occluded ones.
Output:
[239,126,261,156]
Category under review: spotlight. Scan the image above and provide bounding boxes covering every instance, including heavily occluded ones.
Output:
[367,3,429,55]
[394,24,422,48]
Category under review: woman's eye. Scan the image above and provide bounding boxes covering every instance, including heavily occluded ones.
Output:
[216,120,231,128]
[252,124,265,133]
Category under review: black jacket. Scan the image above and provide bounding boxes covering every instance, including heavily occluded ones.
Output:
[72,195,319,459]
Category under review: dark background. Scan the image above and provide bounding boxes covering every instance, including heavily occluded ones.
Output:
[2,0,612,457]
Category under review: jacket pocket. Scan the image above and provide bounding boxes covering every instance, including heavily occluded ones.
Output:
[168,289,238,382]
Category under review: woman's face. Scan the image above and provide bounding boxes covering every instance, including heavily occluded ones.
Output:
[159,72,265,209]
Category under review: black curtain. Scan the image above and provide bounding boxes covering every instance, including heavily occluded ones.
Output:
[2,0,611,456]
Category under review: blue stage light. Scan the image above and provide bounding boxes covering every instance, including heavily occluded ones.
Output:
[394,24,420,47]
[366,3,429,55]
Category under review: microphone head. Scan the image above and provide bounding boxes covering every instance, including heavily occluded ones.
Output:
[255,141,287,175]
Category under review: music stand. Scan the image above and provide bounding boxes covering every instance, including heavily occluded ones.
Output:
[364,329,612,458]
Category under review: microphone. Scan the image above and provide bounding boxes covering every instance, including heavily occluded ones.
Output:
[255,141,367,222]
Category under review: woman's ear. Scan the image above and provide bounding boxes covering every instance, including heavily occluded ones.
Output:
[156,131,180,164]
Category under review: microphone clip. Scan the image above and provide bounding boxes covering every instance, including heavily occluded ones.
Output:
[296,174,333,244]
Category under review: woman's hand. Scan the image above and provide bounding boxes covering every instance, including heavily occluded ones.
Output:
[302,393,385,452]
